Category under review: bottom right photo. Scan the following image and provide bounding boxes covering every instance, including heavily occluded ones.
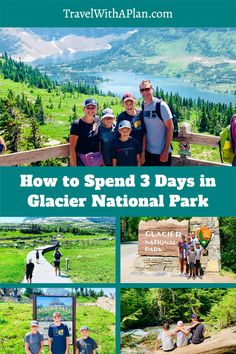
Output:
[120,288,236,354]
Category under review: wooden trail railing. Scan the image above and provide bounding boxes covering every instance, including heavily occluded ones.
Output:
[0,123,230,166]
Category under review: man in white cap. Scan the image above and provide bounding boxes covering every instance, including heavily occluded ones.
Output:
[24,320,44,354]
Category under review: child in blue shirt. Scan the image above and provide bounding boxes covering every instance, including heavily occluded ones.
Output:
[99,108,116,166]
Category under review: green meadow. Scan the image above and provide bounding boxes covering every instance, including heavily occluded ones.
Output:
[0,231,115,283]
[44,240,115,283]
[0,302,115,354]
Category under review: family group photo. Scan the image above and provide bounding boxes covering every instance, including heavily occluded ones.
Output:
[120,288,236,353]
[121,217,236,284]
[0,28,235,167]
[0,287,115,354]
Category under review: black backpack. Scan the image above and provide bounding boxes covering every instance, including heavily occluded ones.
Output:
[141,99,179,138]
[55,251,61,260]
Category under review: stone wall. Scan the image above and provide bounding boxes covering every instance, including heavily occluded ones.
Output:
[135,217,221,273]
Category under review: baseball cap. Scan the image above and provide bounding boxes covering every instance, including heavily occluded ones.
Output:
[80,325,89,331]
[83,98,97,107]
[118,120,131,130]
[31,320,39,327]
[53,312,60,318]
[101,108,115,120]
[122,92,136,102]
[192,314,198,320]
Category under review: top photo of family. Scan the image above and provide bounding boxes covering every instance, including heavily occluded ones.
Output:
[0,28,235,167]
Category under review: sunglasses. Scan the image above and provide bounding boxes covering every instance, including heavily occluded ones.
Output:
[140,87,151,92]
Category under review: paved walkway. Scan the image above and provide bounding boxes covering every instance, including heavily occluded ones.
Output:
[22,245,73,284]
[121,243,236,284]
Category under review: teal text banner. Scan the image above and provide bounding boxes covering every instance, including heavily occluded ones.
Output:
[0,167,235,217]
[0,0,235,27]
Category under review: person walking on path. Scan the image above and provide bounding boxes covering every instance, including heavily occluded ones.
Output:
[36,250,40,264]
[48,312,69,354]
[24,320,44,354]
[26,259,35,283]
[139,80,173,166]
[54,248,62,276]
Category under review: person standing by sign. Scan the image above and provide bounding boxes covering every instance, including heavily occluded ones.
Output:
[53,248,62,276]
[178,235,188,277]
[190,231,199,246]
[26,259,35,283]
[48,312,69,354]
[24,320,44,354]
[76,325,98,354]
[187,244,197,279]
[195,242,203,279]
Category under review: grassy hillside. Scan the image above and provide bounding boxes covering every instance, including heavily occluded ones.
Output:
[44,239,115,283]
[0,302,115,354]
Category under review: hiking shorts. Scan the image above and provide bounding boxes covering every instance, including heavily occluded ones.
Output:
[26,272,33,280]
[54,261,60,267]
[145,151,172,166]
[189,262,195,270]
[196,260,201,268]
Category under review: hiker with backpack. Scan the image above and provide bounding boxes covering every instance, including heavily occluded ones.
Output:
[53,248,62,276]
[139,80,174,166]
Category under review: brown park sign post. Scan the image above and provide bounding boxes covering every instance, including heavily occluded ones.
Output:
[138,218,189,256]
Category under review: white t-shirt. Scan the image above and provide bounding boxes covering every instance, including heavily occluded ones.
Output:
[176,329,188,347]
[158,331,175,351]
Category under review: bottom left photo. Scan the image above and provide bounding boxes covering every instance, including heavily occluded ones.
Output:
[0,287,116,354]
